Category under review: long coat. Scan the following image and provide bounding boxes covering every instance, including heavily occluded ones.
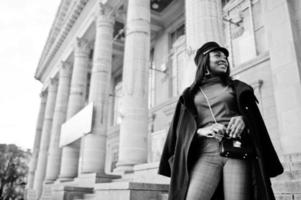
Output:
[158,80,283,200]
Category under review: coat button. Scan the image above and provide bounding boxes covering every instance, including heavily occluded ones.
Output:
[245,106,249,110]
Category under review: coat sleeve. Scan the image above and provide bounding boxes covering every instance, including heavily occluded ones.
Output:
[158,99,182,177]
[246,93,284,177]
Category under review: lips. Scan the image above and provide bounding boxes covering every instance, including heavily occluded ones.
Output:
[217,61,227,65]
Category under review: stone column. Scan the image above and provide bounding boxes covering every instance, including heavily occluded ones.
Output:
[59,38,91,180]
[115,0,150,173]
[79,4,114,176]
[185,0,224,50]
[263,0,301,153]
[45,61,72,182]
[33,78,58,197]
[27,91,47,189]
[184,0,224,93]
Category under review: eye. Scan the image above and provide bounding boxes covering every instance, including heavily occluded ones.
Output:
[215,53,226,59]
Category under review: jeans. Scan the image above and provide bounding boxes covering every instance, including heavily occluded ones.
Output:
[186,138,251,200]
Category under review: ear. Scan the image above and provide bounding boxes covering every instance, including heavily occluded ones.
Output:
[205,68,210,76]
[205,67,211,76]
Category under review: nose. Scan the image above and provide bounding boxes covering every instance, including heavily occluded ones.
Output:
[219,56,227,62]
[218,57,228,65]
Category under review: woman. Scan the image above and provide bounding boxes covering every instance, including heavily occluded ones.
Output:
[158,41,283,200]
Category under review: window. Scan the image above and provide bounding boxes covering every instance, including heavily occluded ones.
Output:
[169,24,186,96]
[110,147,119,172]
[252,0,267,54]
[222,0,231,7]
[113,77,122,125]
[170,24,185,49]
[85,72,91,103]
[149,48,155,108]
[223,0,266,67]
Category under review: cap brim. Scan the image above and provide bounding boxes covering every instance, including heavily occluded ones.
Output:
[203,47,229,57]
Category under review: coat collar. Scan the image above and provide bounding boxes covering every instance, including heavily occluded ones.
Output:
[232,79,258,103]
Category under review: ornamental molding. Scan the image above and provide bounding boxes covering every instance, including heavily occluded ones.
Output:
[60,60,72,70]
[35,0,90,80]
[60,61,73,76]
[36,0,124,82]
[74,37,91,53]
[40,90,48,98]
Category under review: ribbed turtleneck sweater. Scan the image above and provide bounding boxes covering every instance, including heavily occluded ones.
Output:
[193,76,240,128]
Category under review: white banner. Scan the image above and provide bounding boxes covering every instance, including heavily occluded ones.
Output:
[60,103,93,147]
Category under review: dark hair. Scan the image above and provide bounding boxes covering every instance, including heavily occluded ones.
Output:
[190,51,233,95]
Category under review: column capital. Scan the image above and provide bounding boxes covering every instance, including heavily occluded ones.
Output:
[97,1,114,16]
[60,61,72,70]
[50,77,58,85]
[39,90,47,98]
[74,37,91,56]
[47,77,58,93]
[96,2,115,26]
[60,61,73,76]
[115,0,150,173]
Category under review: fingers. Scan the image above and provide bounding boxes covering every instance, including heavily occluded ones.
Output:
[232,125,244,138]
[197,126,213,137]
[211,123,226,135]
[227,116,245,138]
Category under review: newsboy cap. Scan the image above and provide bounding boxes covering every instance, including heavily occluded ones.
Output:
[194,41,229,65]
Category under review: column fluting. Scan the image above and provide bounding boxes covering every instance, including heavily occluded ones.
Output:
[115,0,150,173]
[27,91,47,189]
[80,5,114,175]
[185,0,224,50]
[33,78,58,197]
[59,38,91,180]
[45,61,72,182]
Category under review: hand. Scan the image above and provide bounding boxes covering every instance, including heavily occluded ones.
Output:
[226,116,245,139]
[197,126,214,137]
[211,123,226,136]
[197,123,226,137]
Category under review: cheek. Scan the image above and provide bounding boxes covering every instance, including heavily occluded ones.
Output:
[209,60,218,71]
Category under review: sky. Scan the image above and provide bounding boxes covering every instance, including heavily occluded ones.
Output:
[0,0,61,150]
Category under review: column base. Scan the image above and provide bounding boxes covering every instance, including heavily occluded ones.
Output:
[45,178,56,184]
[94,181,169,200]
[26,188,37,200]
[57,177,75,183]
[51,184,93,200]
[114,162,135,174]
[73,173,121,187]
[40,184,53,200]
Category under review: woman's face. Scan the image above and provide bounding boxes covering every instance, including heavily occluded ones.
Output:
[208,50,229,76]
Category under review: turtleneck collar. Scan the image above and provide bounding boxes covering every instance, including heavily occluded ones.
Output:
[201,76,224,86]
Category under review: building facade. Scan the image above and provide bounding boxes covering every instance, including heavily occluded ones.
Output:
[27,0,301,199]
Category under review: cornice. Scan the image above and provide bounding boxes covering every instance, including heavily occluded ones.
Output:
[35,0,124,82]
[35,0,90,81]
[40,0,72,62]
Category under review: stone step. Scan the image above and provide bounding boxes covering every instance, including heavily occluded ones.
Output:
[83,193,96,200]
[26,189,37,200]
[272,180,301,194]
[40,184,53,200]
[282,161,301,171]
[274,194,301,200]
[94,181,169,200]
[280,153,301,163]
[273,170,301,181]
[290,161,301,171]
[160,193,169,200]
